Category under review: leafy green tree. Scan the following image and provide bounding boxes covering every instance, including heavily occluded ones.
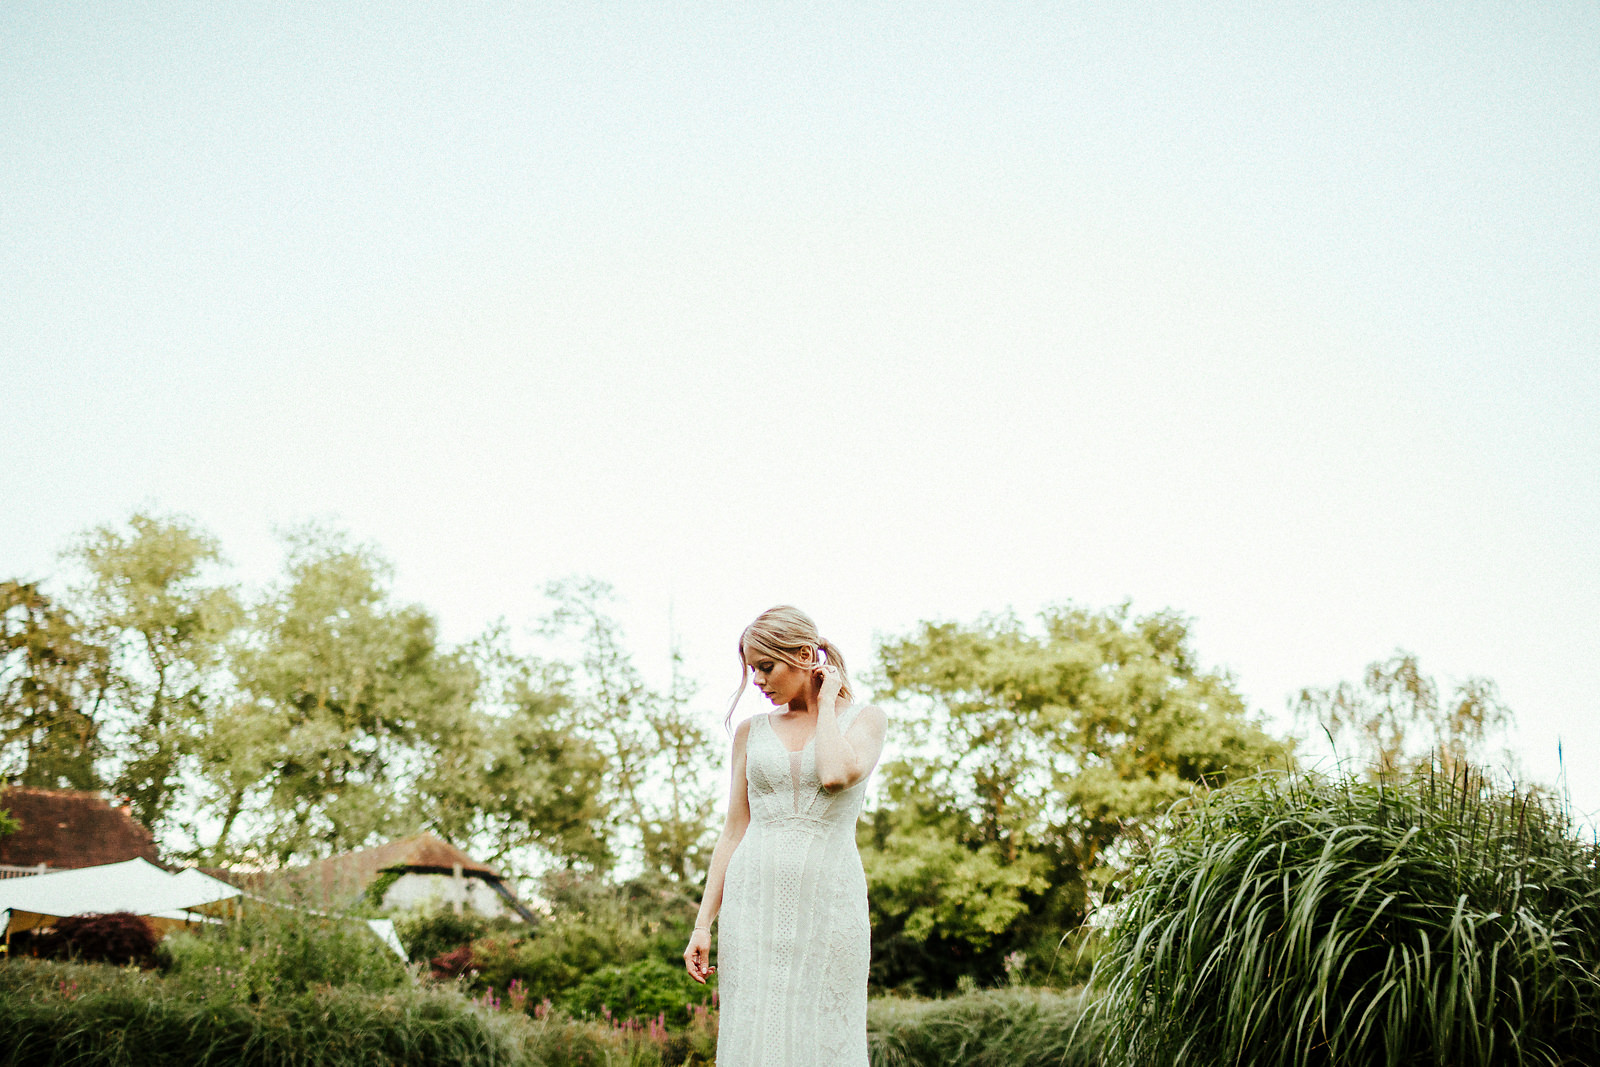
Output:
[1293,650,1513,777]
[637,645,720,884]
[542,578,652,872]
[62,512,239,834]
[0,580,108,790]
[866,603,1287,991]
[415,626,611,872]
[540,581,720,882]
[216,525,476,863]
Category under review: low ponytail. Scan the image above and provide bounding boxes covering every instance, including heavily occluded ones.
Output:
[816,637,853,702]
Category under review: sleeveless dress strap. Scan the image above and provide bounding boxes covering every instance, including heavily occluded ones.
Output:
[836,702,866,733]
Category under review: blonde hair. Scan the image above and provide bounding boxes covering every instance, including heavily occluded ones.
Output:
[727,605,854,726]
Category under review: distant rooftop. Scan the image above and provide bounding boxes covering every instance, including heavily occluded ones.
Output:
[284,832,500,900]
[0,787,160,870]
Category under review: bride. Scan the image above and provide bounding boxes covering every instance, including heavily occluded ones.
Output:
[683,606,887,1066]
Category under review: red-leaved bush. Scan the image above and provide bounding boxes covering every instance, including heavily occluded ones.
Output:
[36,911,160,965]
[430,942,477,980]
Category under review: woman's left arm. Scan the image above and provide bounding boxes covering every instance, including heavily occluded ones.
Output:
[813,667,888,791]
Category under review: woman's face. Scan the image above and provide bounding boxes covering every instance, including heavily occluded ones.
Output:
[745,645,814,708]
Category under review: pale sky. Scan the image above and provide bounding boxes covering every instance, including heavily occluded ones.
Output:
[5,5,1598,815]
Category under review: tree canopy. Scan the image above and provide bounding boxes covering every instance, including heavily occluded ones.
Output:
[862,604,1288,991]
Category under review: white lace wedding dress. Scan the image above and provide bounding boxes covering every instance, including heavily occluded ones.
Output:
[716,706,873,1066]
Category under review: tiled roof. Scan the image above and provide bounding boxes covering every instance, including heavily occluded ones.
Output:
[0,788,161,870]
[287,832,501,904]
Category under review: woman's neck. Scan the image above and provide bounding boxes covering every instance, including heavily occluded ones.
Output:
[784,690,845,717]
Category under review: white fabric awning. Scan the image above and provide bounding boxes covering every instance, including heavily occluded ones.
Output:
[0,858,241,936]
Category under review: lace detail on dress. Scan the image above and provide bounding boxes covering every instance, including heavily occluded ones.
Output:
[716,707,874,1067]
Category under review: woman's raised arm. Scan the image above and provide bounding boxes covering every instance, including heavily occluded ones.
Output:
[813,665,887,791]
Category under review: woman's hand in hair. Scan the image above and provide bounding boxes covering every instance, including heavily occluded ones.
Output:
[814,662,843,705]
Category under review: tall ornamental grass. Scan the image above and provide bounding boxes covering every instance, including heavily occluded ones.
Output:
[0,959,528,1067]
[1088,769,1600,1067]
[868,987,1103,1067]
[0,959,711,1066]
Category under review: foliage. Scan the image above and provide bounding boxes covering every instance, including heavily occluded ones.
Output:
[559,957,714,1026]
[62,512,241,838]
[867,987,1103,1067]
[453,871,707,1021]
[157,902,407,1000]
[2,514,724,892]
[511,998,717,1067]
[1088,768,1600,1067]
[395,909,492,964]
[866,603,1287,991]
[0,962,1100,1067]
[540,580,721,882]
[414,626,611,873]
[0,957,717,1066]
[431,943,479,980]
[0,958,532,1067]
[216,525,480,863]
[1294,649,1513,777]
[858,814,1049,990]
[32,912,159,967]
[0,580,108,790]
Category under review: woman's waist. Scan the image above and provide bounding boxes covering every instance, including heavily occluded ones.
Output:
[746,811,861,839]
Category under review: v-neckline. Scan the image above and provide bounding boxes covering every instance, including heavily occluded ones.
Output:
[767,706,850,755]
[767,713,813,755]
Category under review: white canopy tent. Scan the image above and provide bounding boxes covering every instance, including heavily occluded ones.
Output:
[0,859,408,960]
[0,857,241,939]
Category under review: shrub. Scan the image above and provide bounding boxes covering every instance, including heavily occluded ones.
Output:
[431,942,479,980]
[1089,769,1600,1067]
[867,987,1102,1067]
[559,957,715,1025]
[450,871,704,1013]
[158,902,407,1000]
[33,912,159,966]
[395,910,491,964]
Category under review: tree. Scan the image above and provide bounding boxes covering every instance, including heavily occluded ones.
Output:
[637,643,721,883]
[0,580,107,790]
[866,603,1287,991]
[414,626,612,872]
[539,580,721,882]
[1293,650,1513,778]
[62,512,239,834]
[215,525,476,863]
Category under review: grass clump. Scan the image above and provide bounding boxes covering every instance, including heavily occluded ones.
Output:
[867,987,1102,1067]
[0,958,717,1066]
[1089,768,1600,1067]
[0,958,528,1067]
[158,903,408,1001]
